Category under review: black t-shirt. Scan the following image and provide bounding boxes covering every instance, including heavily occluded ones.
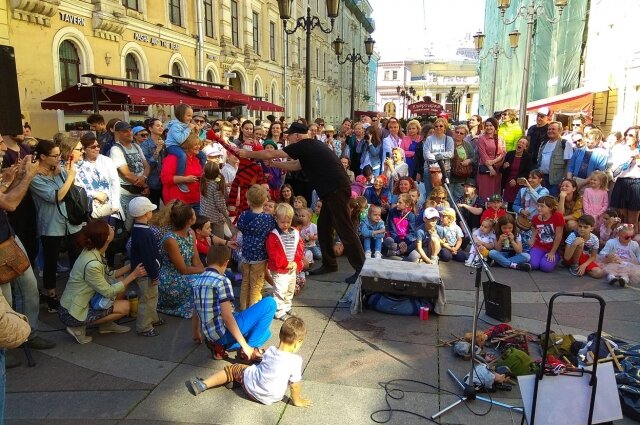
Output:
[283,138,350,198]
[527,124,549,161]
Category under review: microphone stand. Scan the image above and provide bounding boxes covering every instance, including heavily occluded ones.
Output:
[430,158,519,420]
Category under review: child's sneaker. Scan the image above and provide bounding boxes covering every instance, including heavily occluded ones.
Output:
[607,274,619,286]
[374,251,382,259]
[177,183,190,193]
[516,263,532,272]
[619,276,628,287]
[185,377,207,396]
[568,265,580,276]
[364,250,372,259]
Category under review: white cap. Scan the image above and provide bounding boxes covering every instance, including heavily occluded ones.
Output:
[128,197,157,218]
[423,207,440,219]
[537,106,550,116]
[202,143,225,157]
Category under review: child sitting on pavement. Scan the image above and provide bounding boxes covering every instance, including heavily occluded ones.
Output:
[191,245,276,363]
[186,316,312,409]
[480,193,507,224]
[405,207,441,264]
[360,205,386,259]
[563,215,605,278]
[437,207,469,263]
[488,214,531,271]
[465,218,497,267]
[599,224,640,287]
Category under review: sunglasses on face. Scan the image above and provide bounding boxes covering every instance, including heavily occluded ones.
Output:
[87,144,100,149]
[193,120,205,124]
[435,125,445,128]
[455,131,466,135]
[137,133,149,137]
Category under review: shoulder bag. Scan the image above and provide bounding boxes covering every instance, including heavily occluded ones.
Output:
[56,180,93,226]
[0,237,30,284]
[452,145,473,179]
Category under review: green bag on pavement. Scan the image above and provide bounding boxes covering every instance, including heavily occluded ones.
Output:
[496,347,536,376]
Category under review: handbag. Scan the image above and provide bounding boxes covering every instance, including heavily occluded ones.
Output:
[478,164,491,175]
[482,280,511,322]
[0,237,30,284]
[56,177,93,225]
[452,150,473,179]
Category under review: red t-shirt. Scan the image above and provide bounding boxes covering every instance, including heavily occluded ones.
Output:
[160,153,202,205]
[480,207,507,224]
[532,211,565,251]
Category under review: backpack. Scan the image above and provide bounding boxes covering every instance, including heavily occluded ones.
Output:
[56,175,93,225]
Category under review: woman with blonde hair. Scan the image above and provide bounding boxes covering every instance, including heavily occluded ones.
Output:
[498,109,523,152]
[400,119,421,178]
[422,117,454,194]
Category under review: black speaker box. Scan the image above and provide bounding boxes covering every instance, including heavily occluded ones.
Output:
[0,45,23,136]
[482,280,512,322]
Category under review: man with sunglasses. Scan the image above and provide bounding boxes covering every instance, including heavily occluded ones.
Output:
[527,107,551,160]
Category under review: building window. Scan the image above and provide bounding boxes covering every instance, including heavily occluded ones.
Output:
[435,93,441,102]
[231,1,239,48]
[204,0,214,37]
[269,21,276,61]
[206,70,215,82]
[122,0,139,10]
[168,0,181,26]
[59,40,80,89]
[252,12,259,54]
[315,48,319,78]
[297,37,301,67]
[384,70,390,80]
[254,80,260,97]
[392,70,398,80]
[271,85,277,105]
[125,54,140,87]
[171,62,182,77]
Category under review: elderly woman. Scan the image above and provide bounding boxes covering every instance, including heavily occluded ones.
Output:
[501,137,534,210]
[158,201,205,320]
[383,147,408,193]
[59,220,146,344]
[161,133,202,211]
[423,117,454,195]
[75,132,122,220]
[449,125,477,202]
[477,117,506,200]
[400,120,421,177]
[30,139,84,313]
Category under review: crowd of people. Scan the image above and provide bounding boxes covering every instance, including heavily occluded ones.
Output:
[1,105,640,418]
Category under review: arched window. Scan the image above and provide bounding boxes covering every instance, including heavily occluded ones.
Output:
[125,54,140,87]
[206,70,215,82]
[171,62,182,77]
[59,40,80,89]
[271,84,277,105]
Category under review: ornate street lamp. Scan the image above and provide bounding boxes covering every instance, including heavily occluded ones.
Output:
[332,36,375,120]
[473,29,520,115]
[498,0,569,125]
[277,0,339,122]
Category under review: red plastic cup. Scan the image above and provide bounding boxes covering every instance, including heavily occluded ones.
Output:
[419,306,429,321]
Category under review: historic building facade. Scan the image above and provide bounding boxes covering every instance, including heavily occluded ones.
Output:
[2,0,374,136]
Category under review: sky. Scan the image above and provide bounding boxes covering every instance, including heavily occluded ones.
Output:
[368,0,485,61]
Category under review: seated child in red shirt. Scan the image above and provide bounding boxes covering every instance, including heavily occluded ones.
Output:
[481,193,507,224]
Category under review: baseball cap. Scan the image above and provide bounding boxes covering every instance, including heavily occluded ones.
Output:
[537,106,550,116]
[463,181,477,188]
[193,112,206,119]
[202,143,225,157]
[128,197,157,218]
[423,207,439,219]
[283,122,309,135]
[131,126,146,135]
[488,193,503,203]
[114,121,131,132]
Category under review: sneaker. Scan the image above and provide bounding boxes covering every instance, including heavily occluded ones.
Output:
[364,250,372,258]
[374,251,382,259]
[98,322,131,334]
[177,183,190,193]
[137,328,159,337]
[277,313,293,321]
[66,326,92,344]
[516,263,532,272]
[185,377,208,396]
[287,309,297,317]
[26,335,56,350]
[608,276,619,286]
[46,295,59,313]
[619,276,628,287]
[569,265,580,276]
[430,256,439,265]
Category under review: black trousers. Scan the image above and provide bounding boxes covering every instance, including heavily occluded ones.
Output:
[317,186,365,272]
[40,232,82,291]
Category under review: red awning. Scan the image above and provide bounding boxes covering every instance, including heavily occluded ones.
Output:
[41,84,218,111]
[526,86,607,116]
[247,99,284,112]
[162,82,252,109]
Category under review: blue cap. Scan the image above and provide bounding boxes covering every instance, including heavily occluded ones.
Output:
[132,126,146,135]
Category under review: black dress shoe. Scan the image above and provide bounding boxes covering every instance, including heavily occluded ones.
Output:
[308,266,338,276]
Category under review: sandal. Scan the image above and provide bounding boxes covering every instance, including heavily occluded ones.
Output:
[206,339,228,360]
[237,347,265,364]
[137,328,159,337]
[152,319,166,327]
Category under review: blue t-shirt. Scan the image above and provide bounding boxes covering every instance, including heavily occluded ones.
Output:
[236,210,276,262]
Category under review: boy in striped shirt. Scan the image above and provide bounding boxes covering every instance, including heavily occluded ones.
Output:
[265,203,304,320]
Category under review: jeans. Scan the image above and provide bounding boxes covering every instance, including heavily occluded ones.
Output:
[363,237,383,253]
[488,250,531,268]
[543,174,560,197]
[305,245,322,260]
[530,247,560,272]
[166,146,206,175]
[0,237,40,340]
[218,297,276,351]
[0,349,4,425]
[439,248,469,262]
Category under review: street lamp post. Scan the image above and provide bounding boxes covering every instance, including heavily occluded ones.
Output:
[395,85,416,119]
[497,0,569,125]
[277,0,339,123]
[473,30,520,115]
[332,36,375,121]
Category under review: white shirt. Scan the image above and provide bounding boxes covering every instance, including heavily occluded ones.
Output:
[243,346,303,405]
[600,238,640,263]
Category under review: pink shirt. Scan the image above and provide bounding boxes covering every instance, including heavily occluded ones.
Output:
[582,187,608,219]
